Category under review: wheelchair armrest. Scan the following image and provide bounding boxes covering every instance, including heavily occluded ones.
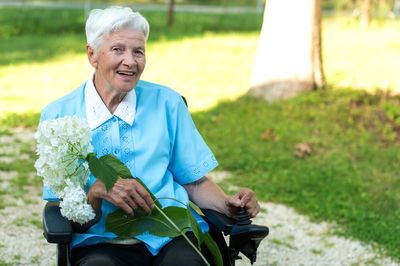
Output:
[201,208,237,235]
[201,208,269,264]
[43,202,72,244]
[43,201,102,244]
[229,224,269,264]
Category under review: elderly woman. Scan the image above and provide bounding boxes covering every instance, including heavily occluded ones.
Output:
[41,6,260,266]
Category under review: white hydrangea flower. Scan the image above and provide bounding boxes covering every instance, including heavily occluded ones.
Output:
[59,184,96,224]
[35,116,95,224]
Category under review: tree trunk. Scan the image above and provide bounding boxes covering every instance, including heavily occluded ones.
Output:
[168,0,175,27]
[394,0,400,17]
[361,0,372,27]
[249,0,325,102]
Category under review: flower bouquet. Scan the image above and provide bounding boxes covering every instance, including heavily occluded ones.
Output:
[35,116,222,266]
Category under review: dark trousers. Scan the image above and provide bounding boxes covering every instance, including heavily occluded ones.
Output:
[71,232,210,266]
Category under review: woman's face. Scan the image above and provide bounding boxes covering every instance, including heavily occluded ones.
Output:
[87,28,146,95]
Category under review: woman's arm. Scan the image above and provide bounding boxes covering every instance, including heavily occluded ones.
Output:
[183,177,260,218]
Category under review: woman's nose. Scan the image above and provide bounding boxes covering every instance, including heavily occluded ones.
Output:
[122,52,136,67]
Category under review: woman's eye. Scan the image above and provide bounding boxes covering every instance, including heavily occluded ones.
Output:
[113,47,122,52]
[135,50,144,56]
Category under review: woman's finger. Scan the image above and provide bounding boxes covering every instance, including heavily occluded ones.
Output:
[107,190,135,215]
[135,182,155,209]
[116,179,154,214]
[238,188,254,206]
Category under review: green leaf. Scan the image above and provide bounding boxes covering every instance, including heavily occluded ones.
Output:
[105,208,153,237]
[189,201,205,216]
[99,154,133,178]
[186,205,204,249]
[86,153,118,192]
[105,205,190,238]
[204,232,223,266]
[148,206,190,237]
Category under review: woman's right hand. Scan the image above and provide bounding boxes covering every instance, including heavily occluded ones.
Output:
[87,179,155,216]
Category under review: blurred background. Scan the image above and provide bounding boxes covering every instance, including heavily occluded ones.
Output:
[0,0,399,265]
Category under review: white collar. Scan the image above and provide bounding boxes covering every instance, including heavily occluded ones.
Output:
[85,72,136,130]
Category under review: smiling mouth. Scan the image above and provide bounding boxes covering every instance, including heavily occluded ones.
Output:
[117,71,135,76]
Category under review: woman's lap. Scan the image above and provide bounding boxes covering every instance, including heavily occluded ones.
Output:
[71,242,152,266]
[71,232,208,266]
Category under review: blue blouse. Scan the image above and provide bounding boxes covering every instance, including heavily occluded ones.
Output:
[40,80,218,255]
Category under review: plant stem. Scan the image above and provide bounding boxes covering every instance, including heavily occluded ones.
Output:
[156,197,187,207]
[154,205,210,266]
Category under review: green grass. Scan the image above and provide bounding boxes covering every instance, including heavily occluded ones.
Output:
[192,89,400,259]
[29,219,43,230]
[0,113,40,129]
[0,130,39,209]
[0,8,262,115]
[323,15,400,93]
[310,248,323,255]
[2,9,400,117]
[0,6,400,261]
[270,239,298,250]
[0,7,262,39]
[0,158,40,200]
[16,0,259,7]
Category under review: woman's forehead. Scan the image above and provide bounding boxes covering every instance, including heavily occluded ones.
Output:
[104,29,146,46]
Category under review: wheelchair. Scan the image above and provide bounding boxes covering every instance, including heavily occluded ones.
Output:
[43,201,268,266]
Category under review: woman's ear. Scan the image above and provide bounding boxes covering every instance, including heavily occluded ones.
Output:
[86,44,98,68]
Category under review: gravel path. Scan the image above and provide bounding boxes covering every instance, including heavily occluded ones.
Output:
[0,129,398,265]
[0,199,398,265]
[236,202,399,266]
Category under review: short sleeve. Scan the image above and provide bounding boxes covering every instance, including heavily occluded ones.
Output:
[43,186,59,201]
[168,98,218,185]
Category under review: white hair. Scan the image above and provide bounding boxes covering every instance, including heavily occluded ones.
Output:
[85,6,150,51]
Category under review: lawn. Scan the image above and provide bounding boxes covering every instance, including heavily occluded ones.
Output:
[0,6,399,261]
[193,89,400,259]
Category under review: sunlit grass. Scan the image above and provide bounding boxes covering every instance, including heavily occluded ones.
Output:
[323,16,400,93]
[1,15,400,117]
[0,32,258,115]
[0,7,263,116]
[143,32,258,110]
[0,53,91,114]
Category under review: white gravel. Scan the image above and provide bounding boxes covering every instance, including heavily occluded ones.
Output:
[0,130,398,265]
[0,200,400,266]
[0,200,55,266]
[235,202,399,266]
[0,200,398,265]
